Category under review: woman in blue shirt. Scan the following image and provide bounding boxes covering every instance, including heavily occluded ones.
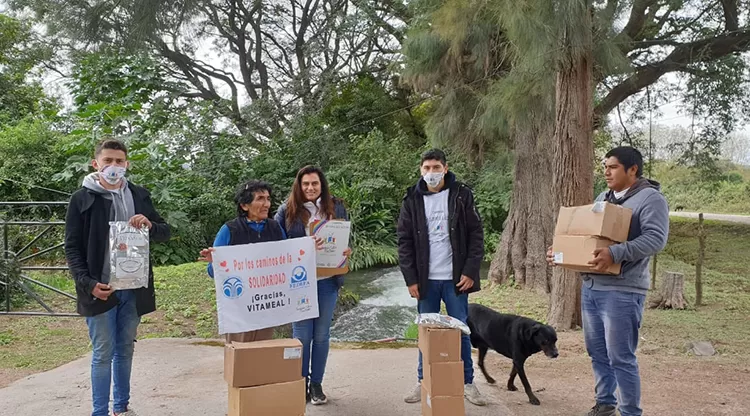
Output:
[199,180,286,343]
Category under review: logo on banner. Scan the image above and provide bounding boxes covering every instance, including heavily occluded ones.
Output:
[290,266,309,290]
[222,277,244,299]
[296,295,312,312]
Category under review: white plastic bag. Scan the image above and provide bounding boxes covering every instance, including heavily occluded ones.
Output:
[108,221,150,290]
[415,313,471,335]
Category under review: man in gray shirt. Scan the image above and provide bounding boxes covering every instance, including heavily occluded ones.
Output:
[548,146,669,416]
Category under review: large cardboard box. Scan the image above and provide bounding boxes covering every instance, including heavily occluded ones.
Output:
[418,326,461,364]
[421,384,465,416]
[228,378,305,416]
[555,202,632,242]
[552,235,621,275]
[424,361,464,396]
[224,339,303,388]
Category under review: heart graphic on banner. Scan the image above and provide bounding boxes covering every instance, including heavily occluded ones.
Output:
[299,249,305,256]
[220,261,227,268]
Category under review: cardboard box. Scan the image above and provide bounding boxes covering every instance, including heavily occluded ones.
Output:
[224,339,303,388]
[418,326,461,364]
[424,361,464,396]
[555,202,632,242]
[228,378,305,416]
[421,384,465,416]
[552,235,621,275]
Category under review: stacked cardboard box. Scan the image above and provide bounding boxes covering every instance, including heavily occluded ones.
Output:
[225,339,306,416]
[418,326,466,416]
[552,201,633,275]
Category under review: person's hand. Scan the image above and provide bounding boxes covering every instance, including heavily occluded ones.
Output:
[198,248,215,262]
[588,248,614,272]
[343,247,352,257]
[408,284,419,300]
[314,236,324,250]
[129,214,152,230]
[92,283,113,301]
[546,246,556,266]
[456,275,474,292]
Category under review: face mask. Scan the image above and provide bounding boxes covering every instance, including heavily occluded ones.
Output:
[423,171,445,188]
[100,165,127,185]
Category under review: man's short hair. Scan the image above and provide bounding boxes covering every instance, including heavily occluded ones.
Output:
[95,139,128,158]
[234,180,273,217]
[421,148,447,166]
[606,146,643,177]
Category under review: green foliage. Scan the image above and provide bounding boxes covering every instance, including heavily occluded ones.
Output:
[656,161,750,215]
[0,15,56,124]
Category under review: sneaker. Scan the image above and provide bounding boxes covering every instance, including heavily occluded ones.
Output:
[464,383,487,406]
[309,382,328,405]
[114,409,138,416]
[585,403,617,416]
[403,382,421,403]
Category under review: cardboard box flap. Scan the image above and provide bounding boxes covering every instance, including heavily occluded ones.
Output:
[555,202,632,242]
[230,339,301,350]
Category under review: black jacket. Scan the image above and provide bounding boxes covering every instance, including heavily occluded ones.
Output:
[225,217,285,245]
[397,172,484,299]
[64,182,171,317]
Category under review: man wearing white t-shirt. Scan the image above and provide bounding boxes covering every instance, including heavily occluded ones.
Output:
[397,149,486,406]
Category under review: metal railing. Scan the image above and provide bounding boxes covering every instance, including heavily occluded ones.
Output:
[1,201,79,317]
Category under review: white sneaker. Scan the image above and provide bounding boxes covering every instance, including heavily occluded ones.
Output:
[404,382,421,403]
[114,408,139,416]
[464,383,487,406]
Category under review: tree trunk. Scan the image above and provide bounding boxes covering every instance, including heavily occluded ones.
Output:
[547,3,594,330]
[648,272,688,309]
[489,120,554,294]
[695,213,705,306]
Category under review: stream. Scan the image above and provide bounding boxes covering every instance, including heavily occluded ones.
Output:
[330,263,490,342]
[330,266,417,342]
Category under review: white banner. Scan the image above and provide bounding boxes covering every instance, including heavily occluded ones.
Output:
[211,237,319,334]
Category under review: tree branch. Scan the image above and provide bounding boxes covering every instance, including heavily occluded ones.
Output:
[616,0,661,47]
[595,29,750,124]
[719,0,739,32]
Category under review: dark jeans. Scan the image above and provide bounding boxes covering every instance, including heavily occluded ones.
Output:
[416,279,474,384]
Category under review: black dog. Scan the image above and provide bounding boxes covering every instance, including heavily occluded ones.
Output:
[467,303,559,406]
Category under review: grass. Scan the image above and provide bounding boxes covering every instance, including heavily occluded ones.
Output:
[2,217,749,380]
[0,262,363,376]
[471,218,750,356]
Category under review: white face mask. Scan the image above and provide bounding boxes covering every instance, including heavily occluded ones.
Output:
[100,165,127,185]
[423,171,445,188]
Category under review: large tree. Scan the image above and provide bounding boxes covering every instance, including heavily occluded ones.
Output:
[9,0,409,143]
[404,0,750,328]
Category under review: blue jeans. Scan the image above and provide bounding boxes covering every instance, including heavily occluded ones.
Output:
[417,279,474,384]
[293,277,340,385]
[86,290,141,416]
[582,285,645,416]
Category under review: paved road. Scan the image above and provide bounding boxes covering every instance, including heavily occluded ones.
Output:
[0,338,515,416]
[669,211,750,225]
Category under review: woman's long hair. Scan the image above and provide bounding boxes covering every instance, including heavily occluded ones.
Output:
[285,165,336,228]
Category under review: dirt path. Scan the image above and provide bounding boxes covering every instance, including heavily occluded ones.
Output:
[1,335,747,415]
[482,332,750,416]
[0,338,513,416]
[669,211,750,224]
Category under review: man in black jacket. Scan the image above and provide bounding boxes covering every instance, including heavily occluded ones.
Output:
[65,139,170,416]
[398,149,486,406]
